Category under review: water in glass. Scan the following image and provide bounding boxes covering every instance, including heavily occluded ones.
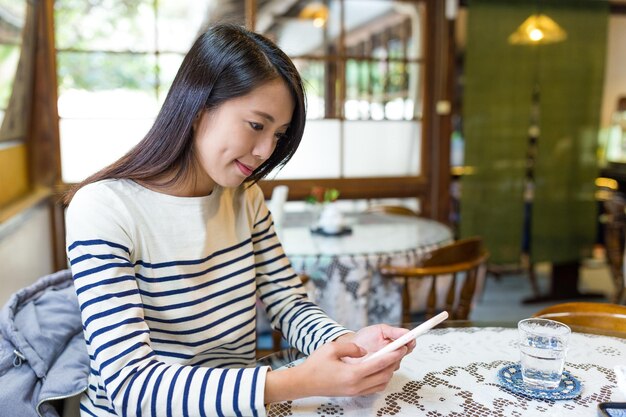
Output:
[518,318,570,390]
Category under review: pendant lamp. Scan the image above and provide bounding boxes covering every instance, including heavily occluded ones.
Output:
[299,2,329,28]
[508,13,567,45]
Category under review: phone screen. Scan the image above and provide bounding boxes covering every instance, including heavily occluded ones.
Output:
[598,403,626,417]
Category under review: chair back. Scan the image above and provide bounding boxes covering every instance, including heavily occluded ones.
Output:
[533,302,626,336]
[601,192,626,304]
[380,237,489,322]
[365,205,418,217]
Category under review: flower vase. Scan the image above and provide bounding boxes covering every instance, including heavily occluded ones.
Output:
[309,203,323,230]
[317,202,345,234]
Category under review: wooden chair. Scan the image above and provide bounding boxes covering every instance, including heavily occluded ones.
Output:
[379,237,490,323]
[533,302,626,336]
[365,205,418,217]
[601,192,626,304]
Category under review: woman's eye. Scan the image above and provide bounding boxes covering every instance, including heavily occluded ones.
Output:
[249,122,263,131]
[275,132,287,141]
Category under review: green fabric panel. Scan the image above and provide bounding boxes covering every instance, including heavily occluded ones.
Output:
[531,1,607,263]
[461,0,607,264]
[461,0,536,263]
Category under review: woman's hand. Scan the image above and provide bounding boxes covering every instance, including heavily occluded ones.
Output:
[264,339,406,403]
[336,324,416,361]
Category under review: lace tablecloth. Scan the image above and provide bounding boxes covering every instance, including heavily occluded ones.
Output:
[268,327,626,416]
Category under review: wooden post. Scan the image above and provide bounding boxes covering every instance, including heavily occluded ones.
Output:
[245,0,256,31]
[29,0,66,270]
[423,0,453,223]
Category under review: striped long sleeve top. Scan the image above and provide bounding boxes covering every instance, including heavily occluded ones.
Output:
[65,179,350,417]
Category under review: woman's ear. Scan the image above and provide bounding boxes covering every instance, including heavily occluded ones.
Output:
[192,110,204,131]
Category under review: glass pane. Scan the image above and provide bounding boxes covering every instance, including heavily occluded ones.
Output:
[343,120,420,177]
[60,118,153,182]
[157,0,212,53]
[0,45,20,113]
[257,0,341,57]
[346,60,419,121]
[0,0,25,18]
[343,0,423,60]
[294,59,325,119]
[408,63,422,119]
[156,53,185,105]
[57,52,159,119]
[258,0,421,59]
[0,0,27,128]
[55,0,155,52]
[271,120,341,179]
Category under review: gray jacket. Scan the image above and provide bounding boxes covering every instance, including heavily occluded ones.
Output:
[0,269,89,417]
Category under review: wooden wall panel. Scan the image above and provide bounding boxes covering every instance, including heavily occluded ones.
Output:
[0,144,29,207]
[258,176,428,201]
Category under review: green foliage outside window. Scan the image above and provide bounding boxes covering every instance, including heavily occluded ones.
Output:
[55,0,156,93]
[57,52,155,92]
[54,0,146,50]
[0,45,19,109]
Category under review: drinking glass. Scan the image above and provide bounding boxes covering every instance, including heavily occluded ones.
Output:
[518,318,571,390]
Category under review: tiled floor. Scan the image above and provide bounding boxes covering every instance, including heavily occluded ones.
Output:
[472,260,616,322]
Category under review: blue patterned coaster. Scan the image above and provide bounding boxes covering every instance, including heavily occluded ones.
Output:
[497,363,582,400]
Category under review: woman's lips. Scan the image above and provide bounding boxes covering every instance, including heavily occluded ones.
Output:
[235,160,254,176]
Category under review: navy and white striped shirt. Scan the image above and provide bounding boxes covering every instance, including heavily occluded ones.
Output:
[66,179,349,417]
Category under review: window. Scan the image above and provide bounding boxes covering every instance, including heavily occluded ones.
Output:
[55,0,211,182]
[0,0,30,209]
[55,0,425,184]
[0,0,27,138]
[258,0,425,180]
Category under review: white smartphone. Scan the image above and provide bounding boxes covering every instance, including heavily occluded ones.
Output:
[362,311,449,362]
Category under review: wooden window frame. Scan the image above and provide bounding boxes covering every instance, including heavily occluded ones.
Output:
[256,0,453,223]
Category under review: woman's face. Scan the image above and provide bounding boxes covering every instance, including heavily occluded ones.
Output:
[192,78,295,193]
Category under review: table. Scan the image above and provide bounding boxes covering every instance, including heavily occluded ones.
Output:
[278,212,453,330]
[264,326,626,417]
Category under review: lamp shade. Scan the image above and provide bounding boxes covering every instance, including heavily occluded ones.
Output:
[508,13,567,45]
[299,2,329,28]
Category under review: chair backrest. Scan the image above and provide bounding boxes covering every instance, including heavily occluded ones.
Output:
[601,192,626,304]
[365,205,418,217]
[380,237,490,322]
[532,302,626,336]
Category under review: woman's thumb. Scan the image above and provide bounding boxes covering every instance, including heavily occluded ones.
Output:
[333,342,367,358]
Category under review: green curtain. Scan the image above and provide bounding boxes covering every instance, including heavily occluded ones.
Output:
[461,0,535,263]
[461,0,608,264]
[531,1,608,263]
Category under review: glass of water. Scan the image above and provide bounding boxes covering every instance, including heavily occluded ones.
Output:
[518,318,571,390]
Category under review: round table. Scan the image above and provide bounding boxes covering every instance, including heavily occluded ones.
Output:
[279,212,453,257]
[276,212,454,330]
[263,325,626,417]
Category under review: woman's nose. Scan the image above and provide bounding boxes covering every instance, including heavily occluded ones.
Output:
[252,134,276,160]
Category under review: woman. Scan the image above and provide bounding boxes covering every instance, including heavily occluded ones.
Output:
[65,24,413,417]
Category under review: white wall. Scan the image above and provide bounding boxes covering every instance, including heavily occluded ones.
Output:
[0,203,54,305]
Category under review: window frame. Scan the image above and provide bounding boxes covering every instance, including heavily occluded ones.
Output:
[254,0,450,221]
[51,0,452,221]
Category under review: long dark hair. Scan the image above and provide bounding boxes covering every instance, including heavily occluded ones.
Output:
[65,24,306,203]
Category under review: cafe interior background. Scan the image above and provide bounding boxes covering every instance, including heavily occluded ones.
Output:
[1,0,626,325]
